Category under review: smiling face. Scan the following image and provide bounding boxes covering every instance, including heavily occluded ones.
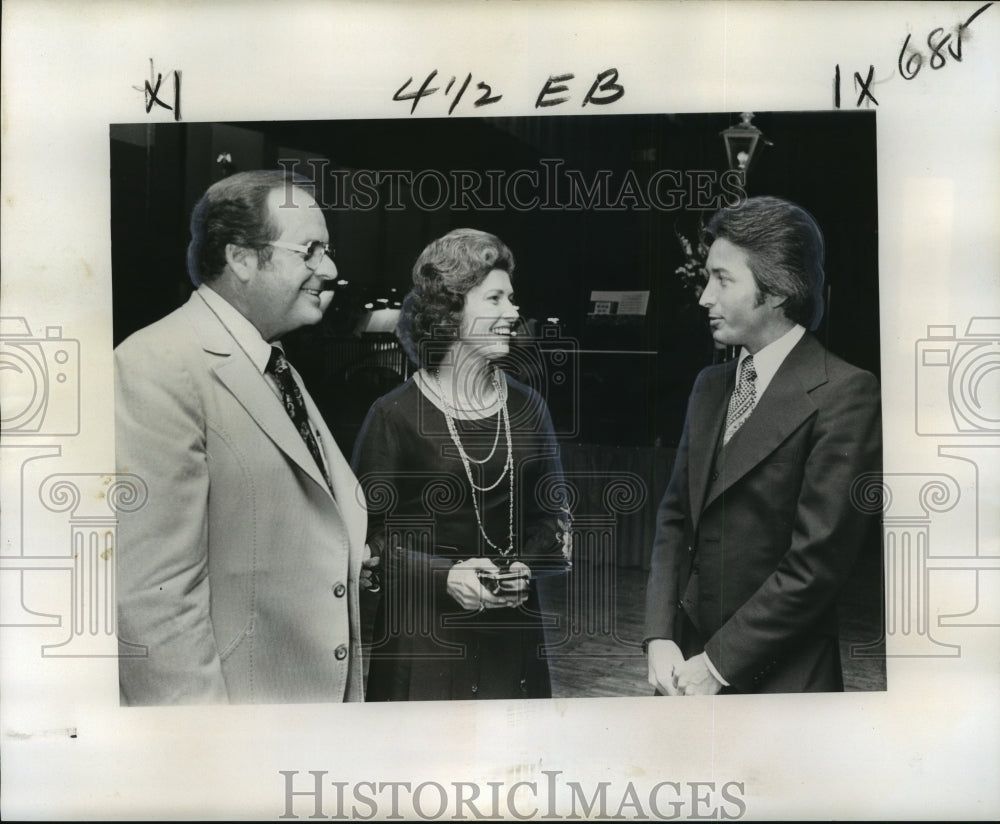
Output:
[699,237,791,354]
[456,268,519,364]
[245,186,337,341]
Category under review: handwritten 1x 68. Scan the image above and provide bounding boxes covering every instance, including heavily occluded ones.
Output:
[834,2,992,107]
[899,2,992,80]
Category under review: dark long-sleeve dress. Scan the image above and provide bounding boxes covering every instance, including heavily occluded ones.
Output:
[351,373,571,701]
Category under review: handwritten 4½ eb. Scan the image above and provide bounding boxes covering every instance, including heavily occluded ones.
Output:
[393,68,624,115]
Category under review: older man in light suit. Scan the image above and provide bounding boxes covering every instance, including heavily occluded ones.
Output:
[116,170,368,705]
[645,196,882,695]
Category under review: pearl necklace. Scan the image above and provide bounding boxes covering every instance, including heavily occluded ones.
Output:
[437,380,502,466]
[432,368,515,558]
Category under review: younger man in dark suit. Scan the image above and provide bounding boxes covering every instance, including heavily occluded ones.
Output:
[645,196,882,695]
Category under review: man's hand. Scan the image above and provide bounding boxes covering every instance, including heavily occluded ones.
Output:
[674,653,723,696]
[647,639,685,695]
[360,544,382,592]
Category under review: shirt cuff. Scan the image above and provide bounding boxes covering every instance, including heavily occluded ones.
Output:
[701,651,730,687]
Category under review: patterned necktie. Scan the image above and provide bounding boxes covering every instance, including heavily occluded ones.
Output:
[266,347,332,491]
[724,355,757,445]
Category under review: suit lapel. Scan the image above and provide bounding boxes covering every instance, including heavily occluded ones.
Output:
[182,294,335,497]
[301,380,367,572]
[688,361,733,526]
[703,334,827,510]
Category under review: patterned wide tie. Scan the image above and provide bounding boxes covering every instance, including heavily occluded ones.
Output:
[266,347,332,491]
[724,354,757,445]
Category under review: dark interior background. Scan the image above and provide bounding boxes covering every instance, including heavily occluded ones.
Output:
[109,110,880,571]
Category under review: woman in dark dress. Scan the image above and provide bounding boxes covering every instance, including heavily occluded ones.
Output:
[352,228,571,701]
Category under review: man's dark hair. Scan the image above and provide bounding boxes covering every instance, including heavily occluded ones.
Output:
[704,195,826,330]
[186,170,314,286]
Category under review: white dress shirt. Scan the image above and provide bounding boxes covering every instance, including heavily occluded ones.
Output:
[197,284,331,478]
[734,323,806,401]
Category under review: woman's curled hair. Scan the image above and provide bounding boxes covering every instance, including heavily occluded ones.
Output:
[396,228,515,368]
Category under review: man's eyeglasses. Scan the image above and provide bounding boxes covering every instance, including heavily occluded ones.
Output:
[267,240,334,270]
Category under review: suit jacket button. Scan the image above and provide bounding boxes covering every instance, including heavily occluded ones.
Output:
[333,582,346,598]
[711,470,719,482]
[471,683,479,694]
[334,644,348,661]
[687,545,694,554]
[692,564,700,574]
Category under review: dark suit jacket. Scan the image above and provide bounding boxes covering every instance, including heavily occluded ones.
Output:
[645,333,882,693]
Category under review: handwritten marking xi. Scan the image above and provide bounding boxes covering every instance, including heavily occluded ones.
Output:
[134,58,181,121]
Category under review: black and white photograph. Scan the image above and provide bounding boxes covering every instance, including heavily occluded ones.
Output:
[1,1,998,820]
[109,112,884,706]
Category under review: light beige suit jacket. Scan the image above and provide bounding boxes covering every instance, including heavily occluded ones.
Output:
[116,291,366,705]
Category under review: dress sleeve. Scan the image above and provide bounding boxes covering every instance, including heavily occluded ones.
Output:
[351,397,396,559]
[516,391,572,577]
[351,394,458,605]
